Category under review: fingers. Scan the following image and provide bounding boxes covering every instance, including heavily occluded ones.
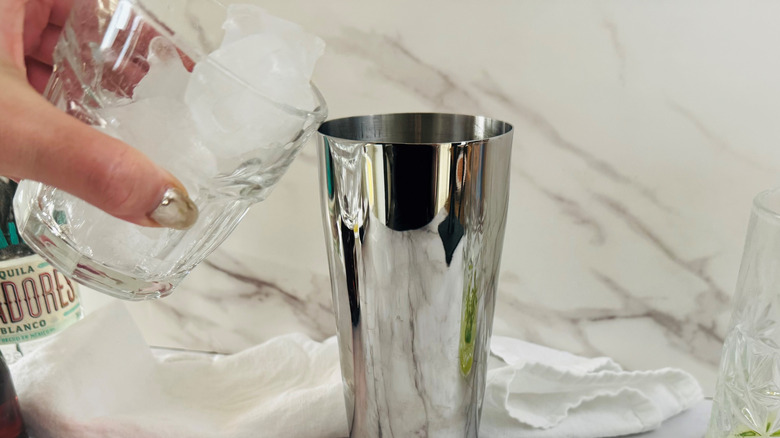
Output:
[25,21,59,92]
[49,0,74,27]
[25,57,51,93]
[0,80,198,229]
[0,0,26,70]
[26,23,59,66]
[1,0,198,229]
[22,0,52,56]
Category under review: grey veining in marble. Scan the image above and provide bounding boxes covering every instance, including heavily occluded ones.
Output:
[74,1,780,403]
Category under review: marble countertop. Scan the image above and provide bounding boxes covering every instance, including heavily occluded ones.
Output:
[83,0,780,409]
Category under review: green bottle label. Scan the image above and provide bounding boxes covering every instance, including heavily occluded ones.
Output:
[0,254,81,344]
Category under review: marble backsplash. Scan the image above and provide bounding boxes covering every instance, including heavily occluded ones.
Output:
[81,0,780,397]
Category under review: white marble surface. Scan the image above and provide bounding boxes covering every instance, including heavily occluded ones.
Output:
[82,0,780,403]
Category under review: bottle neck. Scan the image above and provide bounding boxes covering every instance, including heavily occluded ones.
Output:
[0,179,34,262]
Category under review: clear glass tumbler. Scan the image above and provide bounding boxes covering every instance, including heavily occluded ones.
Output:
[708,188,780,437]
[13,0,327,300]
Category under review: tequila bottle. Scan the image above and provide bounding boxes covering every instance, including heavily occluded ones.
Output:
[0,178,83,362]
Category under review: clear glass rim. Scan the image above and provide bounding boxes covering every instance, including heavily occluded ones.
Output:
[753,188,780,222]
[128,0,327,122]
[317,112,514,145]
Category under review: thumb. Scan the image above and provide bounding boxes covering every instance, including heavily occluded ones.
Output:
[0,73,198,230]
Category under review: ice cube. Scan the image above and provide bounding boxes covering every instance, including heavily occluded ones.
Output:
[185,61,303,158]
[133,36,191,101]
[183,4,324,159]
[97,97,219,195]
[106,36,218,191]
[209,33,319,110]
[221,4,324,81]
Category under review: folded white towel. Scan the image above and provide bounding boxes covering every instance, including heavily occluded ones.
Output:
[9,303,702,438]
[482,337,703,437]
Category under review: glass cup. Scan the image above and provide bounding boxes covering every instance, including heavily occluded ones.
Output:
[708,188,780,437]
[13,0,327,300]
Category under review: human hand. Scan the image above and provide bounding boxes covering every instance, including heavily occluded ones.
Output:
[0,0,197,229]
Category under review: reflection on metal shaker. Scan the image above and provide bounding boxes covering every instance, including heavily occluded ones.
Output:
[317,113,513,437]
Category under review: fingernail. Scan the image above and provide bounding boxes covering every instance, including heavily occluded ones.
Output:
[149,187,199,230]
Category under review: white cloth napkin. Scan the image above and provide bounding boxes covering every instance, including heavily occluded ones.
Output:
[10,303,702,438]
[481,338,703,437]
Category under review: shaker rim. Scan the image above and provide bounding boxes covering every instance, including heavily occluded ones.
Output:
[317,112,513,145]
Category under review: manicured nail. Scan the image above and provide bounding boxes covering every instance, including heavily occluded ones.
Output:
[149,187,199,230]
